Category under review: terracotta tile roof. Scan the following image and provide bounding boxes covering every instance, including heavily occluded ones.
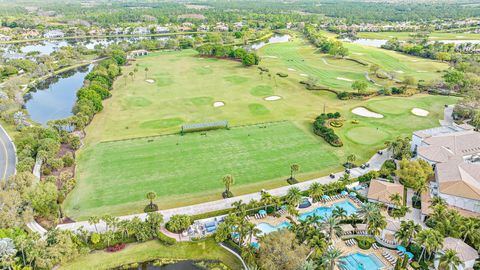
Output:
[436,159,480,200]
[367,180,404,205]
[442,237,478,262]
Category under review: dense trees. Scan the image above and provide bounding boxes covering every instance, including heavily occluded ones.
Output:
[196,44,260,66]
[312,112,343,147]
[257,230,308,270]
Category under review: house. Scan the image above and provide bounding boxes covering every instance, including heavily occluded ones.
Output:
[214,23,229,32]
[153,26,170,33]
[0,34,11,41]
[132,27,149,35]
[198,24,209,32]
[367,179,404,208]
[43,30,65,38]
[413,127,480,214]
[434,237,478,270]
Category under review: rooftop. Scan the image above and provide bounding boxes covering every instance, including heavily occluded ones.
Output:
[367,179,404,205]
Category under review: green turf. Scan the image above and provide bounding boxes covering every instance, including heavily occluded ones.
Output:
[67,40,459,219]
[58,239,242,270]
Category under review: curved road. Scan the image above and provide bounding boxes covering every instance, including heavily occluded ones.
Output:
[0,125,16,180]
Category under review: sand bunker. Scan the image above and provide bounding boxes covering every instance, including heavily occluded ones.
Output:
[352,107,384,118]
[456,36,465,38]
[396,70,404,73]
[146,79,155,84]
[264,96,282,101]
[213,101,225,107]
[288,68,296,71]
[352,52,364,55]
[417,70,427,73]
[300,74,308,77]
[263,55,278,59]
[411,108,429,117]
[337,77,353,82]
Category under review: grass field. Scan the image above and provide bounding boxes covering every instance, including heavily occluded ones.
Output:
[356,31,480,40]
[59,239,242,270]
[65,36,458,219]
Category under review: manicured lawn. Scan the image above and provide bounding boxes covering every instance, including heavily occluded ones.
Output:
[66,38,458,219]
[260,38,447,92]
[58,239,242,270]
[356,31,480,40]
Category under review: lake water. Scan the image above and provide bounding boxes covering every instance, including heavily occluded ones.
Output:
[24,64,93,126]
[247,34,291,50]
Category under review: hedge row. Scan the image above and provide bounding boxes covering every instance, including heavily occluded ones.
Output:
[313,113,343,147]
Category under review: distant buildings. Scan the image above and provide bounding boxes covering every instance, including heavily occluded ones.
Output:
[0,34,11,41]
[412,125,480,214]
[43,30,65,38]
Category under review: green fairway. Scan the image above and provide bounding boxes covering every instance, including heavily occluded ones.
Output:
[59,239,242,270]
[67,38,459,219]
[66,121,340,218]
[260,38,447,92]
[356,31,480,40]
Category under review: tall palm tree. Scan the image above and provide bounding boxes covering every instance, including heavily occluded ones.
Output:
[349,213,360,226]
[358,202,380,232]
[322,216,342,243]
[430,196,446,207]
[415,229,444,260]
[260,192,273,211]
[290,163,300,180]
[146,191,157,208]
[231,200,246,217]
[332,206,347,220]
[308,182,324,202]
[459,219,479,243]
[368,213,387,236]
[144,67,149,79]
[286,187,303,207]
[245,222,261,244]
[395,220,422,246]
[389,193,402,208]
[346,154,356,167]
[88,215,100,233]
[222,174,235,196]
[438,249,463,270]
[321,247,345,270]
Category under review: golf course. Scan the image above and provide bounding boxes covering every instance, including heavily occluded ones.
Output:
[64,36,459,219]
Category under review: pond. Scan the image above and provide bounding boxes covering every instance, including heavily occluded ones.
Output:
[121,260,226,270]
[23,64,93,126]
[246,34,291,50]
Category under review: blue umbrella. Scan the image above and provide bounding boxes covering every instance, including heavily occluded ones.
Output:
[349,192,357,197]
[258,209,267,215]
[251,242,260,249]
[322,195,330,199]
[405,252,414,259]
[397,245,407,253]
[341,191,348,195]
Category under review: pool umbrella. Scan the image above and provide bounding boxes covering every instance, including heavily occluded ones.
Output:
[322,195,330,199]
[349,192,357,197]
[258,209,267,215]
[405,252,414,259]
[341,191,348,195]
[397,245,407,253]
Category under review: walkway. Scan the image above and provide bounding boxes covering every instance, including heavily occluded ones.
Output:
[56,150,391,233]
[0,125,16,181]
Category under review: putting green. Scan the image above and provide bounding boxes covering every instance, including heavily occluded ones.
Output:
[345,126,389,145]
[250,85,274,97]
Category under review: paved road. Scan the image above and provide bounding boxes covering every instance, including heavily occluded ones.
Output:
[0,125,16,181]
[56,149,391,233]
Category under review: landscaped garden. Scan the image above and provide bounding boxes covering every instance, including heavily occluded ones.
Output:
[65,37,458,219]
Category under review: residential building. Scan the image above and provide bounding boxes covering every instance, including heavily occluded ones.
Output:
[413,127,480,214]
[367,179,404,209]
[43,30,65,38]
[0,34,11,41]
[434,237,478,270]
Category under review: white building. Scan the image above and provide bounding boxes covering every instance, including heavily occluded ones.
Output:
[413,127,480,214]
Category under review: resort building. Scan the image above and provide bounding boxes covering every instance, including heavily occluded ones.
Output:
[434,237,479,270]
[412,127,480,214]
[367,179,404,209]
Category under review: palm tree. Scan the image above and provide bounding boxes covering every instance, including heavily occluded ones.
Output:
[358,202,380,232]
[245,222,261,244]
[346,154,356,167]
[349,213,360,226]
[222,174,235,196]
[88,215,100,233]
[413,178,429,196]
[321,247,345,270]
[231,200,247,217]
[290,163,300,180]
[395,220,422,246]
[332,206,347,220]
[459,219,479,243]
[415,229,444,260]
[368,213,387,236]
[430,196,446,207]
[308,182,324,202]
[299,260,317,270]
[129,71,134,81]
[322,216,342,243]
[144,67,149,79]
[260,192,273,211]
[438,249,463,270]
[286,187,303,207]
[389,193,402,208]
[146,191,157,208]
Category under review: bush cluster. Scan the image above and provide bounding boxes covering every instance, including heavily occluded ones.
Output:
[106,243,126,252]
[313,113,343,147]
[156,230,176,245]
[196,44,260,66]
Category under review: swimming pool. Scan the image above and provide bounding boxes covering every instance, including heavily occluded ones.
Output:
[298,200,358,221]
[256,221,291,235]
[340,252,385,270]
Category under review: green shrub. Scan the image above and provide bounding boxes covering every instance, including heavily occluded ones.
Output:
[166,215,191,233]
[330,120,343,128]
[157,230,176,245]
[411,261,420,269]
[62,152,75,167]
[313,113,343,147]
[355,236,375,250]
